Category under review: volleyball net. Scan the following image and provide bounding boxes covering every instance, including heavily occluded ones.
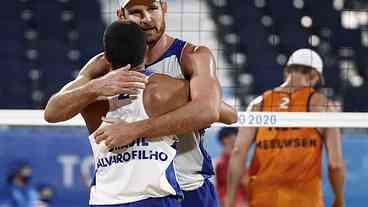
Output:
[1,110,368,128]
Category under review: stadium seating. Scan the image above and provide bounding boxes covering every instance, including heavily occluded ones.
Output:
[207,0,368,111]
[0,0,103,109]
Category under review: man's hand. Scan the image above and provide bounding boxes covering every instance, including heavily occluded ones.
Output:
[94,118,140,149]
[88,65,148,97]
[240,174,251,189]
[44,57,147,124]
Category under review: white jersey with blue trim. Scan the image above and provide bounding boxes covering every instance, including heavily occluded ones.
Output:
[146,39,215,191]
[88,75,182,205]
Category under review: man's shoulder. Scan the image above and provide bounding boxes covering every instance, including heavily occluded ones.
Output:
[310,92,329,103]
[179,43,215,77]
[79,52,110,79]
[309,92,340,112]
[182,43,212,57]
[247,95,263,112]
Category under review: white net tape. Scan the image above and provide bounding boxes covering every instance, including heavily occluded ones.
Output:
[1,110,368,128]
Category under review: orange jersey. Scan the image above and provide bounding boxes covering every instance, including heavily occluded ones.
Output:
[248,87,324,207]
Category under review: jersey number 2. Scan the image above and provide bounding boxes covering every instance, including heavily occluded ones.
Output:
[279,97,290,109]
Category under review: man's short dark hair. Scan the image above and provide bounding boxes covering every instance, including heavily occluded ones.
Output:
[103,20,146,69]
[217,127,238,144]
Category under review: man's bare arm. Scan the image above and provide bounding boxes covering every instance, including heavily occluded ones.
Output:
[225,101,259,207]
[142,74,190,118]
[325,126,345,207]
[44,53,147,123]
[134,46,222,137]
[143,74,236,124]
[44,53,110,122]
[311,94,345,207]
[225,127,255,207]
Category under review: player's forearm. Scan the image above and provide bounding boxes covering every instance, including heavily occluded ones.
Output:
[226,154,245,207]
[328,164,345,203]
[44,83,99,122]
[136,99,220,138]
[219,102,238,124]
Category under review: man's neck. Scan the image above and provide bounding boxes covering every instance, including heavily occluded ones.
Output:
[145,34,175,65]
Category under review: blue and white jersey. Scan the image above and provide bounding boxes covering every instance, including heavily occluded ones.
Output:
[88,83,182,205]
[146,39,215,191]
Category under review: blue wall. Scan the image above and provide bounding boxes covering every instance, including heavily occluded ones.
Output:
[0,127,367,206]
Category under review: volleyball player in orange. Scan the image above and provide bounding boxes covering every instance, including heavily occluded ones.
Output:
[225,49,345,207]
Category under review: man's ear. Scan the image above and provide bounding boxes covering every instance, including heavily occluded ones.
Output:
[161,1,168,14]
[311,71,321,86]
[103,53,112,68]
[117,8,126,20]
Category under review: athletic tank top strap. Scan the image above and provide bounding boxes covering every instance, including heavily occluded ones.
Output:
[306,89,317,112]
[115,69,154,102]
[142,68,154,76]
[198,139,215,178]
[146,39,187,67]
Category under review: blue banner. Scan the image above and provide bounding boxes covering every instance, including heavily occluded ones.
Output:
[0,127,367,206]
[0,127,92,207]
